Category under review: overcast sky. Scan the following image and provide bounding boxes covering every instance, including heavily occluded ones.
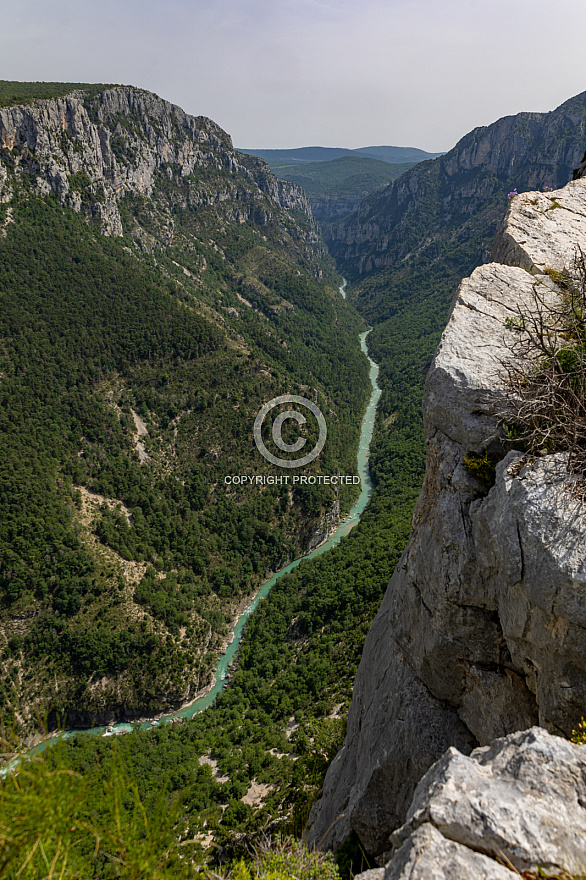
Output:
[2,0,585,152]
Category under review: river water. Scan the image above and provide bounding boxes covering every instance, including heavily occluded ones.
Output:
[45,288,381,744]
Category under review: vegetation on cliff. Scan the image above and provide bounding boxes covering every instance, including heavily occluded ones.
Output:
[0,85,368,726]
[500,251,586,476]
[0,80,116,107]
[331,95,586,440]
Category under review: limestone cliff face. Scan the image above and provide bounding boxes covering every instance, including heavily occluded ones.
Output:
[327,92,586,277]
[309,177,586,857]
[0,87,316,239]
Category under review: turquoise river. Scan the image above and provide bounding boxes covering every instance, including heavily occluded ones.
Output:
[43,292,382,746]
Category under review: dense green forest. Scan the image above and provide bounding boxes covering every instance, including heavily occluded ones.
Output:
[3,256,435,876]
[0,84,369,727]
[0,82,453,879]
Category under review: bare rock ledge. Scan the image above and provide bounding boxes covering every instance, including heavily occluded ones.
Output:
[355,727,586,880]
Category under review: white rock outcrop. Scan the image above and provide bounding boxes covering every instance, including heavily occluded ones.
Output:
[309,178,586,858]
[380,727,586,879]
[492,182,586,272]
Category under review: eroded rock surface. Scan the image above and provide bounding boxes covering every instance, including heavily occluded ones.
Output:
[492,180,586,272]
[309,178,586,857]
[384,728,586,878]
[384,824,518,880]
[0,87,315,238]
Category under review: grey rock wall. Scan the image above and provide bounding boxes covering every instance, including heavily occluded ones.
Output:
[0,87,315,237]
[379,727,586,879]
[309,178,586,858]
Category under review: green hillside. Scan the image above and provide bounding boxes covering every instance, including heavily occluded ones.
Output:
[0,84,369,729]
[238,145,441,164]
[264,155,413,199]
[2,260,426,875]
[260,155,416,224]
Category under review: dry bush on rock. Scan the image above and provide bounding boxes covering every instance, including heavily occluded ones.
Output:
[499,249,586,478]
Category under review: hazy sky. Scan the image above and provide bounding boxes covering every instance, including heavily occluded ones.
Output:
[2,0,586,152]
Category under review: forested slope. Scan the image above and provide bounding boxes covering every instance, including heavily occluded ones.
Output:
[0,83,368,728]
[30,276,426,874]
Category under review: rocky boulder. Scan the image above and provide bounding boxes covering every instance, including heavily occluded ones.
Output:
[377,727,586,879]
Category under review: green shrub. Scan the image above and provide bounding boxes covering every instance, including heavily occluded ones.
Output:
[571,717,586,745]
[209,837,341,880]
[0,732,197,879]
[500,250,586,476]
[462,451,499,490]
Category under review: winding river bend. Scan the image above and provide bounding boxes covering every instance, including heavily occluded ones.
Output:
[48,293,382,744]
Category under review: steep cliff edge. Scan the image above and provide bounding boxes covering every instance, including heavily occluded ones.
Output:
[309,176,586,857]
[0,86,315,240]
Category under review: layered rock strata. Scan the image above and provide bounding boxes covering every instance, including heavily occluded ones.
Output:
[0,87,315,239]
[309,178,586,857]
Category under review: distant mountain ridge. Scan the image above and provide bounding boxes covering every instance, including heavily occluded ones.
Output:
[237,146,442,228]
[326,90,586,325]
[250,154,417,225]
[238,145,443,165]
